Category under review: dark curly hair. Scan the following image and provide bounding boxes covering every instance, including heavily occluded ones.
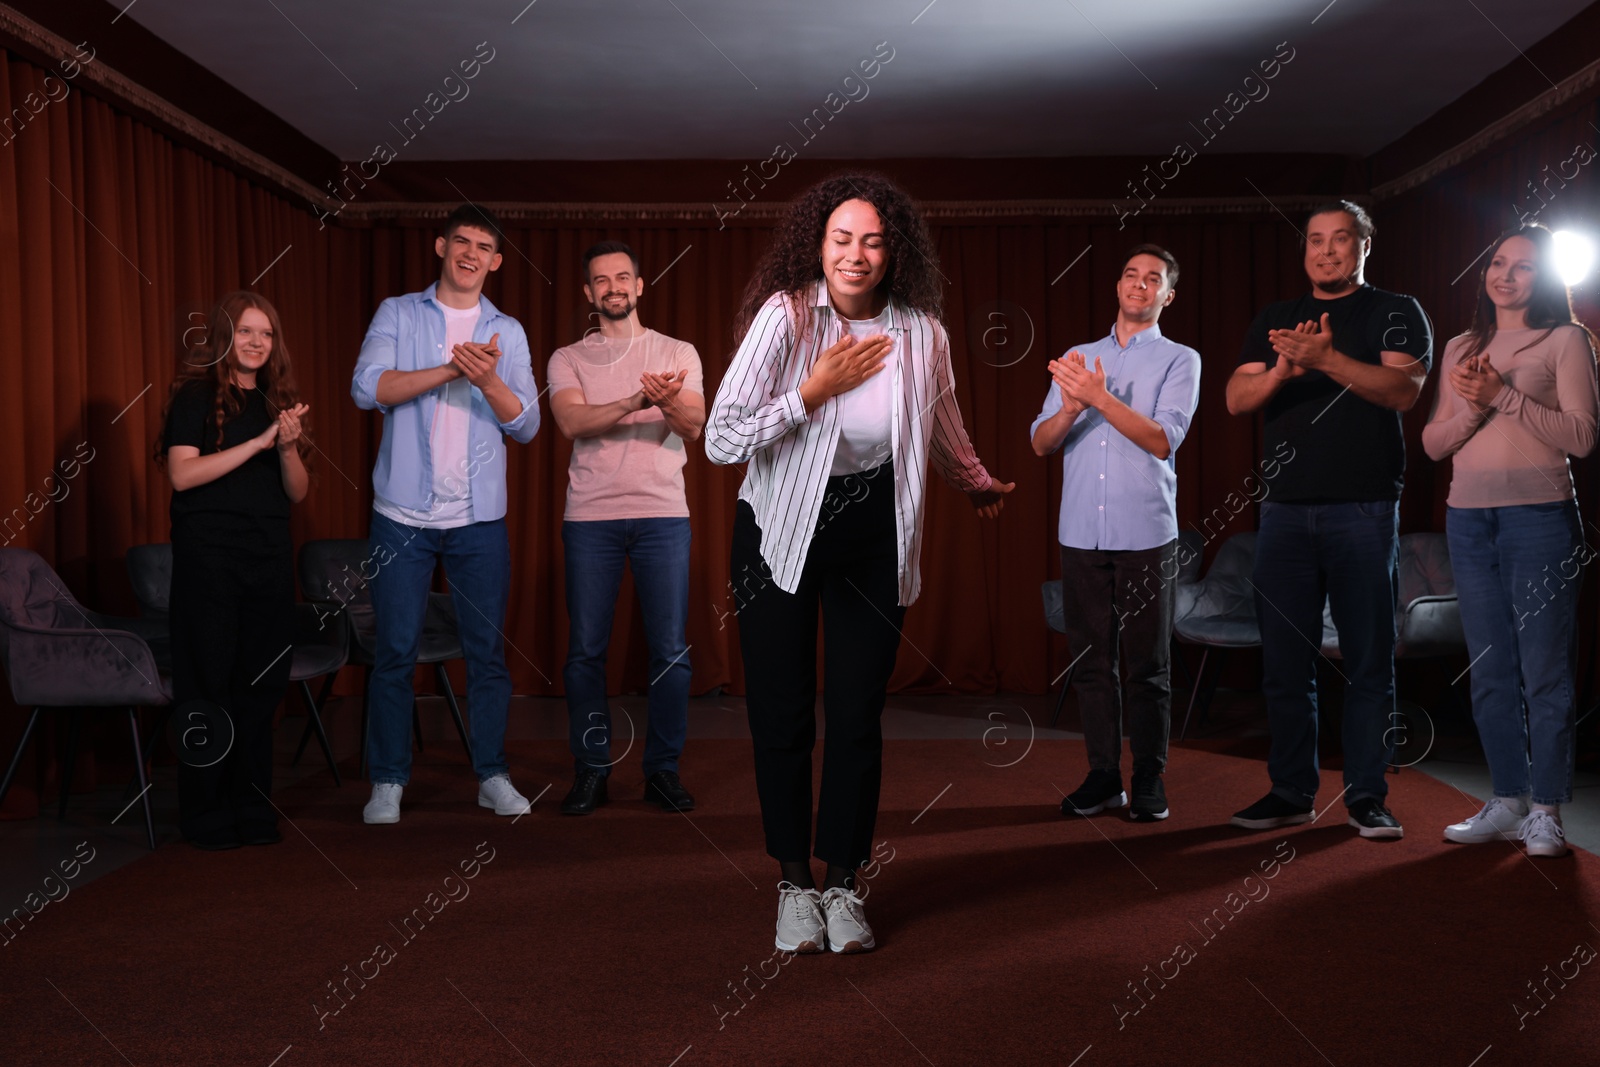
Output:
[733,172,944,346]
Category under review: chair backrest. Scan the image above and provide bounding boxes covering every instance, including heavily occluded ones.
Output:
[1041,580,1066,635]
[126,543,173,618]
[1176,528,1206,585]
[1177,532,1257,624]
[1397,532,1454,602]
[0,548,85,631]
[299,539,375,608]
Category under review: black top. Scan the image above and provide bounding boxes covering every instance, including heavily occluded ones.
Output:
[164,380,290,548]
[1237,285,1433,503]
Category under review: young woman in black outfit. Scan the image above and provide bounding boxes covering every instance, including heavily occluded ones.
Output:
[157,291,310,849]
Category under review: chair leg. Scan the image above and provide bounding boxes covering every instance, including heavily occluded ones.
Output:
[0,708,43,812]
[436,663,472,763]
[299,679,342,788]
[127,708,157,850]
[59,709,81,819]
[1049,665,1077,729]
[1179,648,1211,740]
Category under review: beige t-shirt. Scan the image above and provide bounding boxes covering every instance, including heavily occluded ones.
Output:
[547,329,704,521]
[1422,325,1599,508]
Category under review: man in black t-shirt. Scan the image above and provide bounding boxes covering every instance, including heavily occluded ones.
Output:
[1224,200,1432,840]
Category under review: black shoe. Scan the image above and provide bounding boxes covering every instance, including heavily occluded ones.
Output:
[238,821,282,846]
[1230,792,1312,830]
[1129,773,1169,822]
[187,829,241,851]
[1347,797,1403,840]
[644,770,695,812]
[1062,769,1127,816]
[561,770,608,815]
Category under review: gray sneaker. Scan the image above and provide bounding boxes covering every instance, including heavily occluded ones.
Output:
[363,783,402,825]
[774,882,826,953]
[820,886,876,954]
[1521,809,1568,858]
[1443,797,1526,844]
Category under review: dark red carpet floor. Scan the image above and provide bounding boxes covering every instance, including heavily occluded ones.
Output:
[2,738,1598,1066]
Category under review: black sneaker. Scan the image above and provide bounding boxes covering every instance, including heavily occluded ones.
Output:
[560,769,609,815]
[1347,797,1403,840]
[1062,769,1127,816]
[643,770,695,812]
[1230,792,1312,830]
[1129,773,1169,822]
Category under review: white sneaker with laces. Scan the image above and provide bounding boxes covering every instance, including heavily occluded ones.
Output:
[364,783,403,825]
[478,774,532,816]
[820,886,876,954]
[1521,809,1568,858]
[774,882,826,953]
[1443,797,1527,844]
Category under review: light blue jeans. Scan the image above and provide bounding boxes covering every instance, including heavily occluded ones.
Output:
[1447,502,1584,805]
[367,512,513,785]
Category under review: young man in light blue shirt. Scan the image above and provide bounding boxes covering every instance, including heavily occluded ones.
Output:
[1030,244,1201,823]
[351,204,541,825]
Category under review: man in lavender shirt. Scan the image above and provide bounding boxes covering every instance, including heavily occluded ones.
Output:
[548,242,705,816]
[1030,244,1202,823]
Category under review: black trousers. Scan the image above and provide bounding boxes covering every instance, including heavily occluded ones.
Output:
[732,464,905,869]
[169,531,294,838]
[1059,540,1177,776]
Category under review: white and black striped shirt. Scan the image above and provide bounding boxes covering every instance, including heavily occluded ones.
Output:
[706,280,993,606]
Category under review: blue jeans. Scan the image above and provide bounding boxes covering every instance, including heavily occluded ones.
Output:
[1447,502,1583,805]
[367,512,513,785]
[1254,500,1398,807]
[562,518,692,777]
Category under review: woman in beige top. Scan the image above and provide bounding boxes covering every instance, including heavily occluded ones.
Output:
[1422,223,1598,858]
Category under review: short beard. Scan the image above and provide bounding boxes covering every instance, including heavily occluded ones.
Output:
[1311,275,1358,295]
[597,298,634,321]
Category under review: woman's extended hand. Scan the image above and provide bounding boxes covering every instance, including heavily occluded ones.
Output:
[968,477,1015,519]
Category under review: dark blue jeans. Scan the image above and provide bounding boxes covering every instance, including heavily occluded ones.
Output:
[367,512,513,785]
[1447,502,1583,805]
[1253,500,1398,807]
[562,518,692,777]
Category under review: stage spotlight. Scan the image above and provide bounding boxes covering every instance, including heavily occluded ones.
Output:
[1552,229,1595,287]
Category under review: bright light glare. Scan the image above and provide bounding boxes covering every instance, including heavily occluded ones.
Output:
[1552,230,1595,287]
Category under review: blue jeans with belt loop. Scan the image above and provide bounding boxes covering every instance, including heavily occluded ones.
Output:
[1447,501,1584,805]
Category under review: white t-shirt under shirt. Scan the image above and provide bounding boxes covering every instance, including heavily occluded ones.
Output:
[546,329,703,521]
[829,305,897,476]
[373,302,479,529]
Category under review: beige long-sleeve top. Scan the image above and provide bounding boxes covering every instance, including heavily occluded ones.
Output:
[1422,324,1599,507]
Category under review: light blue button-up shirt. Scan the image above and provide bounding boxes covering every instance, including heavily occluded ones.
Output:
[1029,323,1201,551]
[351,284,540,523]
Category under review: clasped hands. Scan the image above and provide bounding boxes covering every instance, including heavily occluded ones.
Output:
[449,332,504,388]
[1265,313,1335,378]
[1049,350,1109,413]
[1449,354,1504,410]
[631,369,689,412]
[253,403,311,453]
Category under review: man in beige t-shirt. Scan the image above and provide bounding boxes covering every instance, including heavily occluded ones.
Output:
[549,241,705,816]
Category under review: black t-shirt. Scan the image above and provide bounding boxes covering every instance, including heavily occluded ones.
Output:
[164,380,290,549]
[1237,285,1433,503]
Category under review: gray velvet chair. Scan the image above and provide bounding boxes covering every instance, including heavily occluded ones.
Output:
[298,539,471,779]
[125,543,348,785]
[0,548,167,849]
[1172,532,1260,738]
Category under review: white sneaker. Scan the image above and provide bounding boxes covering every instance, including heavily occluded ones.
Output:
[478,774,531,816]
[1443,797,1527,844]
[1521,809,1568,858]
[774,882,826,953]
[820,886,876,954]
[364,783,403,825]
